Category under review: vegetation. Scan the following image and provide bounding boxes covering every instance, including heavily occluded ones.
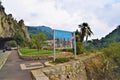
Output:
[75,22,93,54]
[5,40,17,47]
[61,48,73,52]
[102,42,120,65]
[78,22,93,42]
[76,42,86,54]
[52,58,70,64]
[82,42,120,80]
[30,33,46,51]
[86,25,120,50]
[13,31,26,47]
[28,26,53,40]
[101,42,120,79]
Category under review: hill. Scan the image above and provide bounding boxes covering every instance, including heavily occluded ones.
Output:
[27,26,53,40]
[87,25,120,50]
[0,2,30,49]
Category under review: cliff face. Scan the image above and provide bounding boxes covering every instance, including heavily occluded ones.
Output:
[18,20,31,42]
[0,2,30,49]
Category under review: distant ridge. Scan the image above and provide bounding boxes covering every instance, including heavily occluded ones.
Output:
[87,25,120,49]
[27,26,53,40]
[30,26,53,33]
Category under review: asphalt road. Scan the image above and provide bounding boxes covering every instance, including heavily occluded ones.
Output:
[0,50,46,80]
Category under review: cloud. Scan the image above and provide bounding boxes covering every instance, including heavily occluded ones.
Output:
[2,0,120,39]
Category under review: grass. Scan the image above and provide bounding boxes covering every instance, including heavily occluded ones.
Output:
[19,48,54,56]
[19,48,74,65]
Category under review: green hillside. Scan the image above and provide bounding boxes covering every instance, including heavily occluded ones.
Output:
[102,25,120,42]
[27,26,53,40]
[87,25,120,50]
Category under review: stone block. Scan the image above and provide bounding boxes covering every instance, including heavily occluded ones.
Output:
[65,64,71,72]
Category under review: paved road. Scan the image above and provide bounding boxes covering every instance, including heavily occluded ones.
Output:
[0,50,46,80]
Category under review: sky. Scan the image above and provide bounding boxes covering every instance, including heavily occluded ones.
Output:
[1,0,120,39]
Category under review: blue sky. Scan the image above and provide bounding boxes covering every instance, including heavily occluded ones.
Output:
[2,0,120,39]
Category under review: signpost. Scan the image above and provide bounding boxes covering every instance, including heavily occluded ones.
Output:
[73,32,76,58]
[53,29,76,61]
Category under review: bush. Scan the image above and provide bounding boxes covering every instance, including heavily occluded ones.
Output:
[61,48,73,52]
[102,43,120,64]
[76,42,86,55]
[89,49,98,53]
[52,58,70,64]
[6,40,17,47]
[102,42,120,59]
[102,42,120,79]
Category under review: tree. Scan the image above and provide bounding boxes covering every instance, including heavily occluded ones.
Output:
[75,29,80,42]
[13,31,26,47]
[78,22,93,42]
[32,33,46,51]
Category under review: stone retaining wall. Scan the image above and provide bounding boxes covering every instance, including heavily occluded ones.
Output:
[31,53,101,80]
[0,51,11,70]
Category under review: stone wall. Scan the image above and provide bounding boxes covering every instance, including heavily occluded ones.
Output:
[42,61,87,80]
[31,53,101,80]
[0,51,11,70]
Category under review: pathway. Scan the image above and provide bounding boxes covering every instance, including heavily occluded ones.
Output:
[0,50,46,80]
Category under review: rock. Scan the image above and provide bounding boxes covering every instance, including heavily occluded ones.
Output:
[0,2,30,49]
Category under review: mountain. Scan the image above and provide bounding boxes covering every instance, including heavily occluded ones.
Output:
[0,2,30,49]
[28,26,53,40]
[35,26,53,33]
[101,26,120,43]
[86,26,120,50]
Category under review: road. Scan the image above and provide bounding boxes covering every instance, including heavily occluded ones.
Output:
[0,50,46,80]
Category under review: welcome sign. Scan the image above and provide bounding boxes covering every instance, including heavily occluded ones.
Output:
[54,29,73,49]
[54,29,72,40]
[53,29,76,61]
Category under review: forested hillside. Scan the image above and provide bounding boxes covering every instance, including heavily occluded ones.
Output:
[87,25,120,50]
[27,26,53,40]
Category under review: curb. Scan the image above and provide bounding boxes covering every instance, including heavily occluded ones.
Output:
[0,51,11,70]
[18,50,53,60]
[31,69,49,80]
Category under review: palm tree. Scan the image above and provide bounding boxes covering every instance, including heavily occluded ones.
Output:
[78,22,93,43]
[75,29,80,42]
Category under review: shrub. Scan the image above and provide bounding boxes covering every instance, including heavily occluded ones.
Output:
[61,48,73,52]
[89,49,98,53]
[52,58,70,64]
[102,43,120,57]
[102,42,120,79]
[6,40,17,47]
[76,42,86,55]
[102,42,120,64]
